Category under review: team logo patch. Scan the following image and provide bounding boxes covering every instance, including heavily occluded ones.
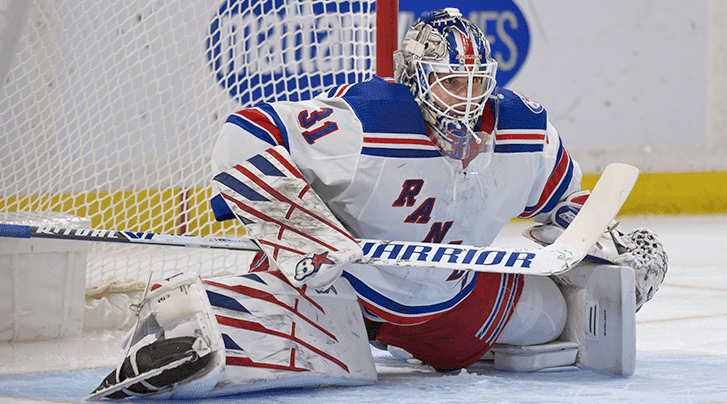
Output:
[554,205,580,229]
[515,91,544,114]
[295,252,335,282]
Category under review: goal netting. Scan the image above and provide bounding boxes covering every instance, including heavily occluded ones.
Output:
[1,0,383,297]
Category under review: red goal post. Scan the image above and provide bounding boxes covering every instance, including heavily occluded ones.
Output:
[0,0,399,295]
[376,0,398,77]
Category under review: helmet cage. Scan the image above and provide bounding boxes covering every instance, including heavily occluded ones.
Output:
[395,9,499,161]
[416,59,497,131]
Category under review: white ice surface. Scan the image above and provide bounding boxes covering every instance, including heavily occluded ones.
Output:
[1,215,726,403]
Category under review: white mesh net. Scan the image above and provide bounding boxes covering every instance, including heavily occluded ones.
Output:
[1,0,379,294]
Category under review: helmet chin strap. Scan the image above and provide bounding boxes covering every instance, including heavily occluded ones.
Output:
[443,115,482,145]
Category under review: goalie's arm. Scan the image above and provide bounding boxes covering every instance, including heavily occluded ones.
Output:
[518,121,584,223]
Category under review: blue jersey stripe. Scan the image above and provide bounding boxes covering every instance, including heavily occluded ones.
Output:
[361,147,442,158]
[541,160,574,213]
[342,271,477,316]
[494,143,544,153]
[522,144,574,215]
[256,103,290,149]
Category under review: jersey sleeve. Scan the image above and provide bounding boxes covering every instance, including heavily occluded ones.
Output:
[518,120,582,222]
[210,104,290,174]
[210,92,366,221]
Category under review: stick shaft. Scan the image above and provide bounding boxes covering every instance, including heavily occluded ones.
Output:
[0,223,564,274]
[0,224,261,251]
[0,164,639,276]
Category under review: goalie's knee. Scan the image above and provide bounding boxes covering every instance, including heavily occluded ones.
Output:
[497,276,567,346]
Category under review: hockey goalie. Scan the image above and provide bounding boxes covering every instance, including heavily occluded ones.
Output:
[89,8,667,400]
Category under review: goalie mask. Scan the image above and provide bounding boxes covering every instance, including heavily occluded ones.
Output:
[394,8,499,161]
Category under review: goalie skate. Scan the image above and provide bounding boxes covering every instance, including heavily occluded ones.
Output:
[87,336,217,400]
[88,273,225,400]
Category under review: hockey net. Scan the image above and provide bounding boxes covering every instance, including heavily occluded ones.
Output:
[1,0,388,298]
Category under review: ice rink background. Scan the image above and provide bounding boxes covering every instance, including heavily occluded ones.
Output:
[1,214,726,403]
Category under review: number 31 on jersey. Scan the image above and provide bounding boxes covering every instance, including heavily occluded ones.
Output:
[298,108,339,144]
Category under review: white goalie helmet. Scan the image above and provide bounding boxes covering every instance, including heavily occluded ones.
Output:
[394,8,499,161]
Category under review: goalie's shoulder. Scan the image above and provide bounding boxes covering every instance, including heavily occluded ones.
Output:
[324,76,428,137]
[496,87,548,131]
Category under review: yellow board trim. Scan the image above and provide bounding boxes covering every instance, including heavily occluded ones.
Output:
[0,187,244,236]
[581,171,727,215]
[1,172,724,236]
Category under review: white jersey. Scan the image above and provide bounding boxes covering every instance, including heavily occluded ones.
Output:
[211,76,582,325]
[212,76,581,244]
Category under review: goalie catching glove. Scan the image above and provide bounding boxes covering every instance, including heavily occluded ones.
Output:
[212,146,363,290]
[523,190,668,311]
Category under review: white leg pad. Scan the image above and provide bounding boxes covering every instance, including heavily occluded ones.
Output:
[556,262,636,376]
[203,272,376,396]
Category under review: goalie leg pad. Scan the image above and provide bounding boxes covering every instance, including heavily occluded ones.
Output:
[490,263,636,375]
[202,271,377,397]
[555,262,636,376]
[88,273,226,400]
[488,277,574,373]
[490,341,579,372]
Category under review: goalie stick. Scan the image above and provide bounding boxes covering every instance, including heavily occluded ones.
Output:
[0,164,638,276]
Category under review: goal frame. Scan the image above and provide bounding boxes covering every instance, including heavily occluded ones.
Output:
[0,0,400,292]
